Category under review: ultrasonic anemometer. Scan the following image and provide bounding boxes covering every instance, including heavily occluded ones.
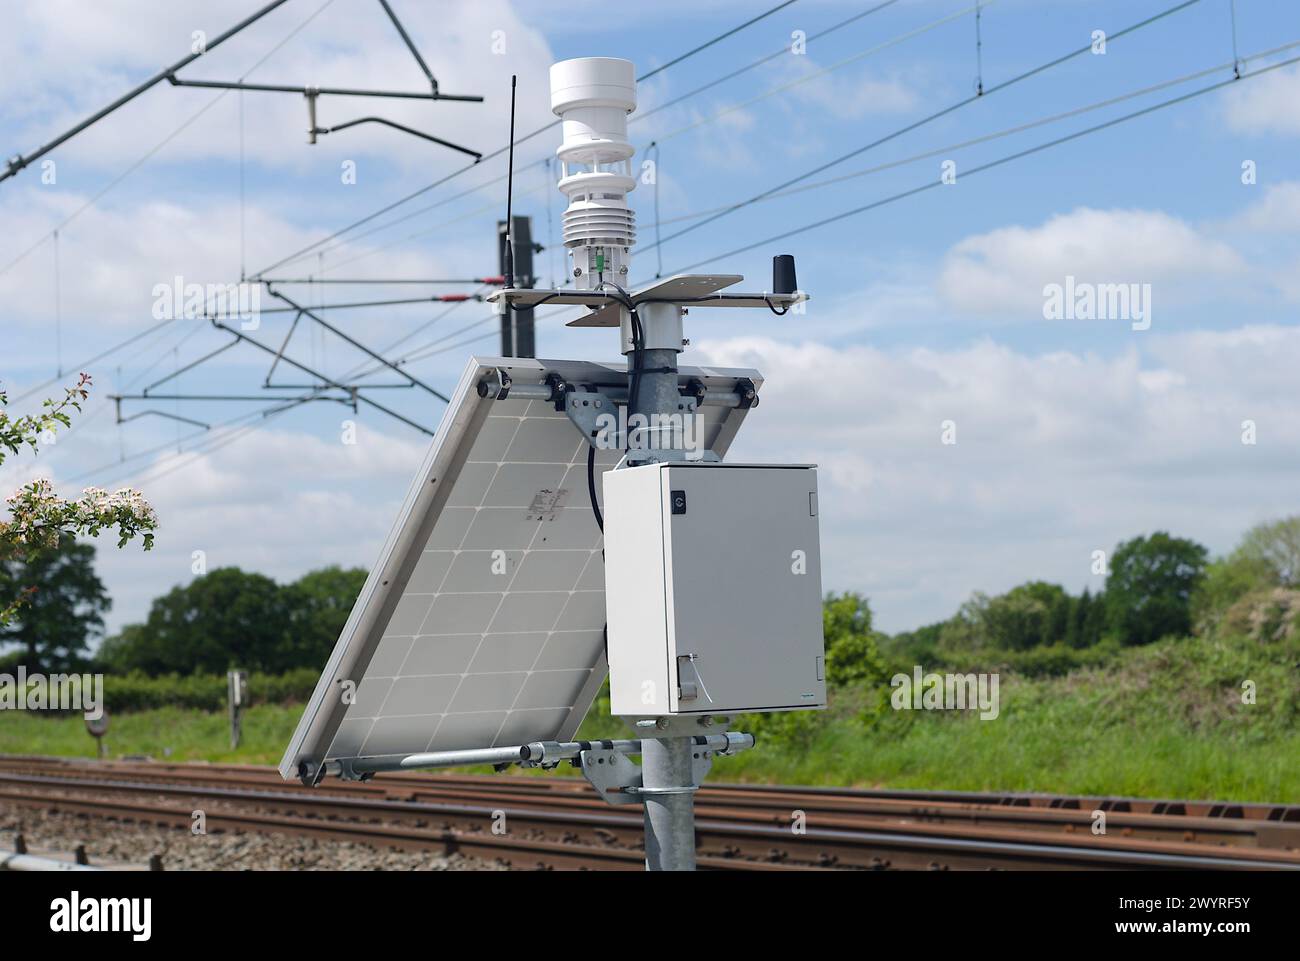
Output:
[283,58,824,871]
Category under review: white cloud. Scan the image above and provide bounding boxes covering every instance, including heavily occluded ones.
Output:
[1222,62,1300,137]
[692,327,1300,631]
[1229,180,1300,233]
[0,421,430,637]
[937,206,1246,318]
[0,193,461,334]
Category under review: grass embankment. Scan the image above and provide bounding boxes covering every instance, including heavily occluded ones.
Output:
[3,632,1296,801]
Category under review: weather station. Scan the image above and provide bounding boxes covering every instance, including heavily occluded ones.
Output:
[283,56,823,871]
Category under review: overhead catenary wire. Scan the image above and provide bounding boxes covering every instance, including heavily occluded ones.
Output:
[260,0,898,277]
[642,37,1300,229]
[632,0,901,126]
[665,48,1300,274]
[259,1,918,279]
[640,0,1205,255]
[0,0,295,185]
[71,292,505,488]
[5,0,463,481]
[247,0,807,278]
[644,0,991,148]
[0,0,339,412]
[377,0,440,93]
[45,0,1234,487]
[315,171,551,275]
[638,0,800,81]
[0,0,339,284]
[254,276,504,285]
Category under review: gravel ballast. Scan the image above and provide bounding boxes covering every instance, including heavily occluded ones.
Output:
[0,801,503,871]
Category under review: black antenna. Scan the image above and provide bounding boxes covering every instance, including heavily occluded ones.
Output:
[503,74,518,289]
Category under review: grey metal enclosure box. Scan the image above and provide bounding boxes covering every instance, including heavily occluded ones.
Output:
[603,462,826,717]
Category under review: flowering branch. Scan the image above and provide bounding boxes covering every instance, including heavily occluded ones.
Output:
[1,374,158,627]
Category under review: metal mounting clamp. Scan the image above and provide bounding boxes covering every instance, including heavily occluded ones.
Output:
[545,371,573,411]
[562,386,618,445]
[580,746,644,805]
[476,367,513,399]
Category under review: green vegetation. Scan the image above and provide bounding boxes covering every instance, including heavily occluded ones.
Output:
[96,565,368,675]
[0,536,109,671]
[2,518,1297,802]
[0,704,304,766]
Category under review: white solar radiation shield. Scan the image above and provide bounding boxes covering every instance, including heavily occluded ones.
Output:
[280,356,762,780]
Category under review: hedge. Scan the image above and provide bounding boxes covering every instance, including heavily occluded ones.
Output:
[4,668,321,714]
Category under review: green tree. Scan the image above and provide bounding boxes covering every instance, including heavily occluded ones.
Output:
[938,592,989,651]
[1191,554,1273,632]
[105,565,369,675]
[96,622,148,673]
[981,581,1071,650]
[0,535,109,671]
[1234,516,1300,588]
[1064,589,1085,648]
[821,591,887,687]
[1082,587,1108,646]
[114,567,291,674]
[1104,532,1208,645]
[283,565,367,667]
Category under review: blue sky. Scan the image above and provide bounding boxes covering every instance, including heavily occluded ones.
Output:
[1,0,1298,637]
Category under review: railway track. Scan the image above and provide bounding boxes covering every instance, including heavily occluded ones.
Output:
[1,755,1297,871]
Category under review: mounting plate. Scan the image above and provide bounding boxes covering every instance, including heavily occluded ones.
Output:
[484,273,808,328]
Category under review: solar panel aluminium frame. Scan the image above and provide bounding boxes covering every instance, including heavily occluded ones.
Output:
[280,355,763,780]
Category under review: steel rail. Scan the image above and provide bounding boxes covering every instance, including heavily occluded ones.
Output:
[4,769,1298,872]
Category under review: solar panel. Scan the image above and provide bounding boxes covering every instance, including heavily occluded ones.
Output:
[280,355,763,780]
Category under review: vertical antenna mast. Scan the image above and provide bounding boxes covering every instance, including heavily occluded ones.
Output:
[503,74,518,289]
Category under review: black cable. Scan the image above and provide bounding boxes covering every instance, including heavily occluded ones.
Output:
[763,295,790,316]
[508,293,560,312]
[627,309,645,434]
[597,282,644,449]
[587,442,604,533]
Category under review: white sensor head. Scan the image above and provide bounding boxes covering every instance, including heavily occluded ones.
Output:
[549,58,637,290]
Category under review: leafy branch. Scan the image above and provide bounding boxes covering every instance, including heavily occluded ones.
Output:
[1,374,158,627]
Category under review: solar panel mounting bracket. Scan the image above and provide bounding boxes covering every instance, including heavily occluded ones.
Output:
[484,273,809,329]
